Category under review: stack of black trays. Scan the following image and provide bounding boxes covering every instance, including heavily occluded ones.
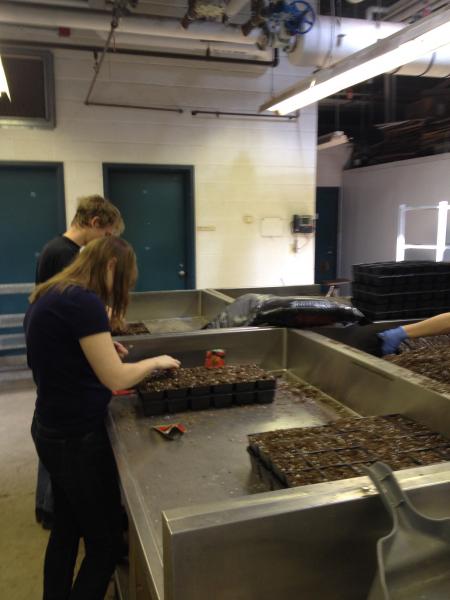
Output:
[352,261,450,321]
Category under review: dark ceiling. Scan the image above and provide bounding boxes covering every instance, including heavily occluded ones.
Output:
[318,0,410,20]
[316,1,450,164]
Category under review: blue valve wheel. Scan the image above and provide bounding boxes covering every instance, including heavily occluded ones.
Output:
[286,0,316,35]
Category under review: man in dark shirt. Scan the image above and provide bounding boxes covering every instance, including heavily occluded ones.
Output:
[36,194,124,284]
[35,194,124,527]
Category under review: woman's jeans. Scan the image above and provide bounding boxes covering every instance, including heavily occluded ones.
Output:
[31,416,124,600]
[36,460,54,520]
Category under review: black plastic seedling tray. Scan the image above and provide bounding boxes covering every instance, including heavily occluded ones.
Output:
[256,389,276,404]
[248,414,450,490]
[190,385,211,396]
[212,383,233,394]
[356,305,446,321]
[257,378,277,390]
[353,261,450,277]
[352,262,450,297]
[137,365,277,416]
[234,391,256,405]
[212,393,233,409]
[140,390,164,402]
[352,286,450,311]
[235,381,257,392]
[166,388,189,399]
[142,399,166,417]
[190,395,211,411]
[166,398,189,413]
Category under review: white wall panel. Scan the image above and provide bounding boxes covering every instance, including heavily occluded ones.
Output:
[340,153,450,278]
[316,145,352,188]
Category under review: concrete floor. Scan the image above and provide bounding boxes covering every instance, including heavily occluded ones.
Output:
[0,379,115,599]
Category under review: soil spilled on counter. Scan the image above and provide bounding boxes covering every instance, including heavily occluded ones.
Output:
[112,321,150,336]
[274,378,354,421]
[385,342,450,394]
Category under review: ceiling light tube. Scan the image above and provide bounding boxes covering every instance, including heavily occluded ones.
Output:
[0,56,10,100]
[260,7,450,115]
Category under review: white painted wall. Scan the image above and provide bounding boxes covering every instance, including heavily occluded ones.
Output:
[0,49,317,289]
[340,153,450,278]
[316,145,352,188]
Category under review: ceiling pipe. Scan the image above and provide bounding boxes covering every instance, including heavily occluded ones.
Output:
[0,37,278,66]
[96,31,272,60]
[11,0,92,6]
[3,2,450,78]
[289,15,450,77]
[0,1,259,45]
[225,0,251,18]
[365,6,389,21]
[383,0,418,20]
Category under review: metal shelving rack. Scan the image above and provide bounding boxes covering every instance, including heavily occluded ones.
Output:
[396,201,450,262]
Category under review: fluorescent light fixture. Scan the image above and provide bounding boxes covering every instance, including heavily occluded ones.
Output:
[0,56,10,100]
[260,7,450,115]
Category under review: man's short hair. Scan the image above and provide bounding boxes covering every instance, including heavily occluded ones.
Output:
[71,195,124,234]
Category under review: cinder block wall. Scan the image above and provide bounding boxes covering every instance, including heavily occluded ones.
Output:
[0,50,317,288]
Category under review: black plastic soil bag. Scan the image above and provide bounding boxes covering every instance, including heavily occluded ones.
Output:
[204,294,366,329]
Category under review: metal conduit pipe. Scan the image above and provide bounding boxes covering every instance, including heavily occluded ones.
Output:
[383,0,419,19]
[288,15,450,77]
[0,1,260,45]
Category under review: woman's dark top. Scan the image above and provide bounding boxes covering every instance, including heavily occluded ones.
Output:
[24,285,111,434]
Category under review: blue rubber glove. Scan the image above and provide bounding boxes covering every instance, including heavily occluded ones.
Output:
[377,326,408,356]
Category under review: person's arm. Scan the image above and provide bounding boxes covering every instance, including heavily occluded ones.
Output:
[378,312,450,355]
[80,332,180,391]
[403,312,450,338]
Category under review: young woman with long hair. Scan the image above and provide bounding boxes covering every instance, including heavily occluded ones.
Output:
[25,236,180,600]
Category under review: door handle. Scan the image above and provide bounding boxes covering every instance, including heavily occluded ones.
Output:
[178,270,186,277]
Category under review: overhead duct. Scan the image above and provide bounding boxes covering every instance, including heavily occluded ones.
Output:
[0,1,259,45]
[96,30,272,61]
[289,15,450,77]
[2,3,450,77]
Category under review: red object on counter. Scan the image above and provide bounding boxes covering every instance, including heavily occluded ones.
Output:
[153,424,186,439]
[204,349,226,368]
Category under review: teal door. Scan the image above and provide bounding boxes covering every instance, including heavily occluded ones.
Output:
[314,187,339,284]
[104,165,195,291]
[0,163,65,313]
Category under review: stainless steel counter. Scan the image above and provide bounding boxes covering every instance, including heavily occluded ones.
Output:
[108,327,450,600]
[125,290,231,334]
[211,284,322,300]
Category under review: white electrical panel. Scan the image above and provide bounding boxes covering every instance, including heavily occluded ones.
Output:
[260,217,284,237]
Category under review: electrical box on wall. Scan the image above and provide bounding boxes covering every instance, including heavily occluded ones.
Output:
[261,217,284,237]
[291,214,315,234]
